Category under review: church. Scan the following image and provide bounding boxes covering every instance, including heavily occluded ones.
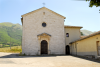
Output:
[21,7,100,58]
[21,7,82,55]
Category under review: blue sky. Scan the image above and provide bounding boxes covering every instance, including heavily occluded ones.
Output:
[0,0,100,32]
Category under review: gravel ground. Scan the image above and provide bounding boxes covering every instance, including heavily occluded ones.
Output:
[0,52,100,67]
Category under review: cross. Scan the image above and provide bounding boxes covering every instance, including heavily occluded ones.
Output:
[43,3,45,7]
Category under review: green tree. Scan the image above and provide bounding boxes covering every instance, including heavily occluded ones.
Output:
[86,0,100,12]
[81,32,84,35]
[4,40,7,47]
[86,0,100,7]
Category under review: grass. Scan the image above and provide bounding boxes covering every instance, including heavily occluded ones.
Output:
[0,46,22,53]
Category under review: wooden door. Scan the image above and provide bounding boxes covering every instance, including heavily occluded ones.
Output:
[41,40,48,54]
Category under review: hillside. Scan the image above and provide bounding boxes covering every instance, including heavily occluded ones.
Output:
[0,22,22,47]
[81,30,93,36]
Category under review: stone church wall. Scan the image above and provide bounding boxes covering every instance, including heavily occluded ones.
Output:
[22,8,65,55]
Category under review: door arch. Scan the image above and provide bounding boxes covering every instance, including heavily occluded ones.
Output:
[66,45,70,55]
[41,40,48,54]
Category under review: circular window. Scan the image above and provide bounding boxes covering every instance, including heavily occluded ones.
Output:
[42,23,46,27]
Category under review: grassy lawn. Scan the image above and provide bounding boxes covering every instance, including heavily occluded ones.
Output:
[0,46,22,53]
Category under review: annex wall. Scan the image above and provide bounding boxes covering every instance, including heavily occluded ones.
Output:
[64,27,81,45]
[70,34,100,58]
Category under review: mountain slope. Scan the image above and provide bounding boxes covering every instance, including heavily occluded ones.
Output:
[0,22,22,47]
[81,30,93,36]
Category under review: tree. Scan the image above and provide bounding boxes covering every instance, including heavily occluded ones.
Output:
[4,40,7,47]
[86,0,100,12]
[86,0,100,7]
[81,32,84,35]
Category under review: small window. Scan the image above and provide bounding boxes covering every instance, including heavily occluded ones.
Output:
[66,33,69,37]
[42,22,46,27]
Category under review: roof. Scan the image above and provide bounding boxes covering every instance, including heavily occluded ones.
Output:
[64,25,83,28]
[37,33,51,36]
[80,36,87,39]
[70,31,100,44]
[21,7,66,19]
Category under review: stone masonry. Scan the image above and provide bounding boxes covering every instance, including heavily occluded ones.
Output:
[21,7,65,55]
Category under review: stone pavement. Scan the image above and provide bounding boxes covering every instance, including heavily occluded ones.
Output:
[0,52,100,67]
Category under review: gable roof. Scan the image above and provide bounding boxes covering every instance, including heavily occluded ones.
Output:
[64,25,83,28]
[70,31,100,44]
[21,7,66,19]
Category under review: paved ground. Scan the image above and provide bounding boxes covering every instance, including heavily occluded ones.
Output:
[0,52,100,67]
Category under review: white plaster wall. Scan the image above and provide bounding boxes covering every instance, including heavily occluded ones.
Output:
[22,8,65,55]
[64,27,81,45]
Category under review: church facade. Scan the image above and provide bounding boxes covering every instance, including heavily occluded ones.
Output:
[21,7,82,55]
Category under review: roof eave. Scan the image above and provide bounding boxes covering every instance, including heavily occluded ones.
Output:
[64,26,83,29]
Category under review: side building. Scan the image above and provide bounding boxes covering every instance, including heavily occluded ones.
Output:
[64,25,82,54]
[70,31,100,58]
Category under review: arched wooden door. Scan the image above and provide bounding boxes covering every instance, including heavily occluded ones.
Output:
[66,45,70,55]
[41,40,48,54]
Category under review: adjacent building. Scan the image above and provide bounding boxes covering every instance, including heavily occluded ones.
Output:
[70,31,100,58]
[21,7,82,55]
[21,7,100,59]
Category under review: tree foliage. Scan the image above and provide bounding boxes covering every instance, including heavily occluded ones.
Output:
[81,32,84,35]
[86,0,100,7]
[86,0,100,13]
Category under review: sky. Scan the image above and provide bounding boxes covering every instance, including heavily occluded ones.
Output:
[0,0,100,32]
